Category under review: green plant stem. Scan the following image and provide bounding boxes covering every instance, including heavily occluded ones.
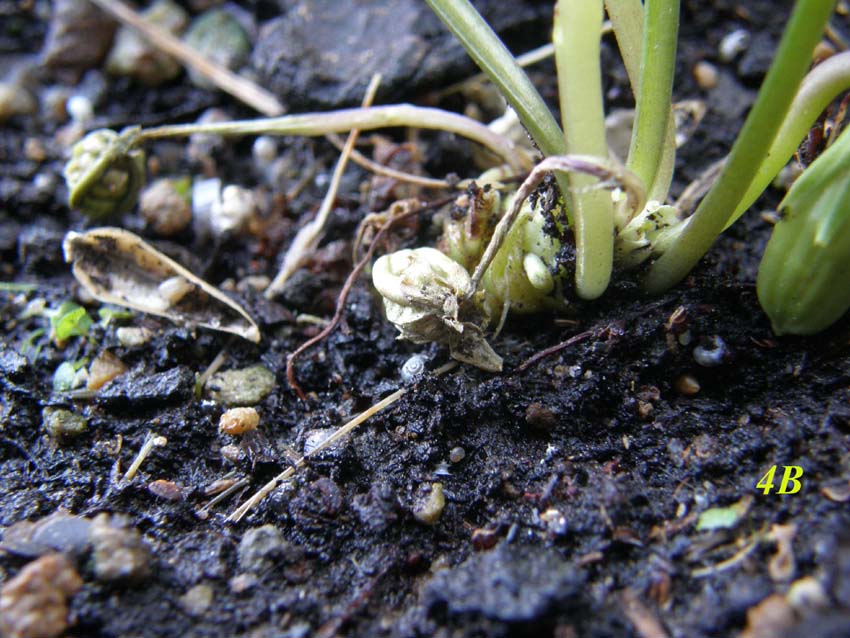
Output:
[726,49,850,229]
[554,0,613,299]
[423,0,574,229]
[606,0,678,207]
[626,0,679,198]
[645,0,837,294]
[424,0,567,160]
[139,104,526,172]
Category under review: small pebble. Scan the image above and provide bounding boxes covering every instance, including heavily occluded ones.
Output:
[219,407,259,435]
[252,136,277,164]
[116,326,152,347]
[693,61,718,89]
[183,8,251,89]
[42,407,88,442]
[148,479,184,501]
[786,576,829,612]
[220,444,244,465]
[87,350,128,391]
[66,94,93,125]
[471,527,498,551]
[90,513,151,583]
[140,178,192,236]
[413,483,445,526]
[674,374,701,396]
[179,583,214,617]
[105,0,187,86]
[229,573,257,594]
[24,138,47,163]
[303,428,341,457]
[237,525,296,573]
[539,508,568,536]
[525,402,557,432]
[0,82,37,123]
[718,29,751,63]
[217,185,256,235]
[0,554,82,638]
[449,447,465,463]
[209,365,276,406]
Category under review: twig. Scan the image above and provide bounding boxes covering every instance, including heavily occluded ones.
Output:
[515,329,595,372]
[265,75,382,298]
[619,589,670,638]
[227,361,457,522]
[88,0,284,116]
[285,200,424,400]
[196,348,228,390]
[122,431,167,482]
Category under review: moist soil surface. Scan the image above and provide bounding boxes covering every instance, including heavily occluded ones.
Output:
[3,2,850,637]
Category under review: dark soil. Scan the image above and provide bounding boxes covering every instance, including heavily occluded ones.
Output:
[3,2,850,638]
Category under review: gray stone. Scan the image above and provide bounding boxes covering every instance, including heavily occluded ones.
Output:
[208,365,276,406]
[96,366,195,408]
[251,0,550,111]
[422,544,585,623]
[237,524,301,573]
[90,513,151,583]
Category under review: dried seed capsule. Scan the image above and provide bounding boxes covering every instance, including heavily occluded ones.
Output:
[63,128,146,218]
[757,128,850,335]
[372,247,502,372]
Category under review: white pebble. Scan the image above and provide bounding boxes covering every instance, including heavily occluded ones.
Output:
[66,95,94,124]
[719,29,750,63]
[252,136,277,164]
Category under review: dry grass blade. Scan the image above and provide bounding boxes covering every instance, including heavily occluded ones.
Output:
[89,0,284,116]
[265,74,382,298]
[227,361,457,522]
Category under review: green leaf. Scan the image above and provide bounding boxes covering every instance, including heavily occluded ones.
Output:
[50,301,93,342]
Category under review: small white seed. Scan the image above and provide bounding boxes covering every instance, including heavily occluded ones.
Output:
[449,447,465,463]
[158,276,194,306]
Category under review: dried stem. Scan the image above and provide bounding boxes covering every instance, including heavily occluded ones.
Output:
[89,0,284,116]
[265,75,382,298]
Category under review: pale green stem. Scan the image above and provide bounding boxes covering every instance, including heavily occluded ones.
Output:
[139,104,526,172]
[424,0,567,160]
[606,0,678,208]
[645,0,838,294]
[626,0,679,197]
[554,0,613,299]
[725,49,850,229]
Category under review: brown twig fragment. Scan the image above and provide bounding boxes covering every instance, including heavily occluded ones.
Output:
[89,0,284,116]
[516,329,596,372]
